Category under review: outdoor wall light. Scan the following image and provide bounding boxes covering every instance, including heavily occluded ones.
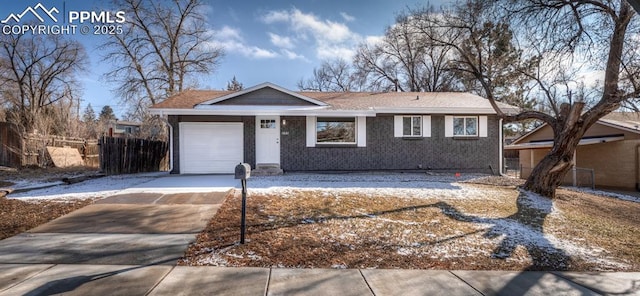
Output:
[282,119,287,126]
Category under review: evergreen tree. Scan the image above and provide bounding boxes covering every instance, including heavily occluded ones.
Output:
[226,76,244,91]
[99,105,117,122]
[82,104,96,123]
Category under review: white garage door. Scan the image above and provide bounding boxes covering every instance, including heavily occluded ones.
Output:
[179,122,243,174]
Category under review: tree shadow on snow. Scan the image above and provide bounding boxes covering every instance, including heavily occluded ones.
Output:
[432,190,583,295]
[432,190,571,270]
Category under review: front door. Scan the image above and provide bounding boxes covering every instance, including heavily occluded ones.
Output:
[255,116,280,165]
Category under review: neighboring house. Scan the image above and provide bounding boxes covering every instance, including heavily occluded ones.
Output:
[149,82,517,175]
[506,112,640,190]
[107,120,142,137]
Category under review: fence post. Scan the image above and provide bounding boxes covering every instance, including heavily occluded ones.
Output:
[519,164,522,179]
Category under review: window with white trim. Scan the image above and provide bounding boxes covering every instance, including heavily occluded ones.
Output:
[402,116,422,137]
[453,116,478,136]
[316,117,356,144]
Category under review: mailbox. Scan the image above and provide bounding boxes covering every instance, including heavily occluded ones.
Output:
[235,163,251,180]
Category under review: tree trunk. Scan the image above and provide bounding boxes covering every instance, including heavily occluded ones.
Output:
[523,139,579,198]
[523,102,587,198]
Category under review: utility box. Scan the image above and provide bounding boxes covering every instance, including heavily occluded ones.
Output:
[235,163,251,180]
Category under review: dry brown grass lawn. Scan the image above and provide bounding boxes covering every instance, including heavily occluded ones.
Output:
[0,197,93,240]
[181,182,640,271]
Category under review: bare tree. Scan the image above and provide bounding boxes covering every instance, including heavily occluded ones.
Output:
[298,58,358,91]
[0,32,87,134]
[101,0,224,117]
[352,11,459,92]
[414,0,639,197]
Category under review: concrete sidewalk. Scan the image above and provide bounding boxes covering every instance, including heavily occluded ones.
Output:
[1,264,638,295]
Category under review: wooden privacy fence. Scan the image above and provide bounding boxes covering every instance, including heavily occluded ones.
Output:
[0,122,99,168]
[0,122,21,168]
[23,135,99,168]
[99,136,168,175]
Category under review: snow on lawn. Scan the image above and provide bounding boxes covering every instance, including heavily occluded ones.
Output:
[247,172,504,200]
[7,172,165,200]
[196,173,629,270]
[567,187,640,203]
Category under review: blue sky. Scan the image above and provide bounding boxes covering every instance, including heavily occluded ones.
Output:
[1,0,451,117]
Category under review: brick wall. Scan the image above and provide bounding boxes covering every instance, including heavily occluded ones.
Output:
[280,115,500,174]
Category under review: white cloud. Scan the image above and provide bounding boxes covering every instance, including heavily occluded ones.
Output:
[262,10,290,23]
[260,8,362,60]
[578,70,605,88]
[340,12,355,22]
[364,35,384,46]
[211,26,278,59]
[316,46,355,60]
[268,32,295,49]
[216,26,242,40]
[281,49,308,61]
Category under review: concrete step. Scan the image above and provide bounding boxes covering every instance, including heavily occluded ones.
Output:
[252,163,283,176]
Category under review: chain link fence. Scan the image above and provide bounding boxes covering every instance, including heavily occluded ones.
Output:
[519,166,595,190]
[503,158,520,176]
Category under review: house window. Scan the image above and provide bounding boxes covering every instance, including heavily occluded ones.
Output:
[316,117,356,144]
[402,116,422,137]
[260,119,276,129]
[453,116,478,136]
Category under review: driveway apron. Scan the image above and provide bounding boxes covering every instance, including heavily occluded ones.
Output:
[0,175,233,266]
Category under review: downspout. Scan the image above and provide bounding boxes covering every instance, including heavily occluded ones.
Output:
[572,150,577,187]
[499,118,504,175]
[155,112,173,173]
[636,145,640,191]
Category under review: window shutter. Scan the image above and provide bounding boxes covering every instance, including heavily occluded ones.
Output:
[394,116,403,137]
[422,115,431,137]
[479,116,488,137]
[306,116,316,147]
[357,116,367,147]
[444,116,453,137]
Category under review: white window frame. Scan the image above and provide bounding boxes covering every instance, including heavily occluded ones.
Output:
[453,116,479,137]
[316,117,357,144]
[403,116,422,137]
[307,116,366,147]
[445,116,487,138]
[394,115,431,138]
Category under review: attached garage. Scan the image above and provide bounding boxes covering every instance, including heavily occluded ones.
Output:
[179,122,243,174]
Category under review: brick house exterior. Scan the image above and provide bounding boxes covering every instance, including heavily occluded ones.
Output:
[507,112,640,190]
[151,83,516,175]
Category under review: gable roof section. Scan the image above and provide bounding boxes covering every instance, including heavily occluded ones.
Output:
[199,82,328,107]
[509,112,640,147]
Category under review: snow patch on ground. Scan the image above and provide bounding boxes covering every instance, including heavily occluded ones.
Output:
[247,172,504,200]
[567,187,640,203]
[7,172,165,200]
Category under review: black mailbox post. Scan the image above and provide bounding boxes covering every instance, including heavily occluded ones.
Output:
[234,163,251,244]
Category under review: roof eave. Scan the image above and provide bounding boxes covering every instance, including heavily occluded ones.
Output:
[373,107,502,114]
[149,108,376,117]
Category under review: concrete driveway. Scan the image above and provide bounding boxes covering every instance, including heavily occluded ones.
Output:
[0,174,237,266]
